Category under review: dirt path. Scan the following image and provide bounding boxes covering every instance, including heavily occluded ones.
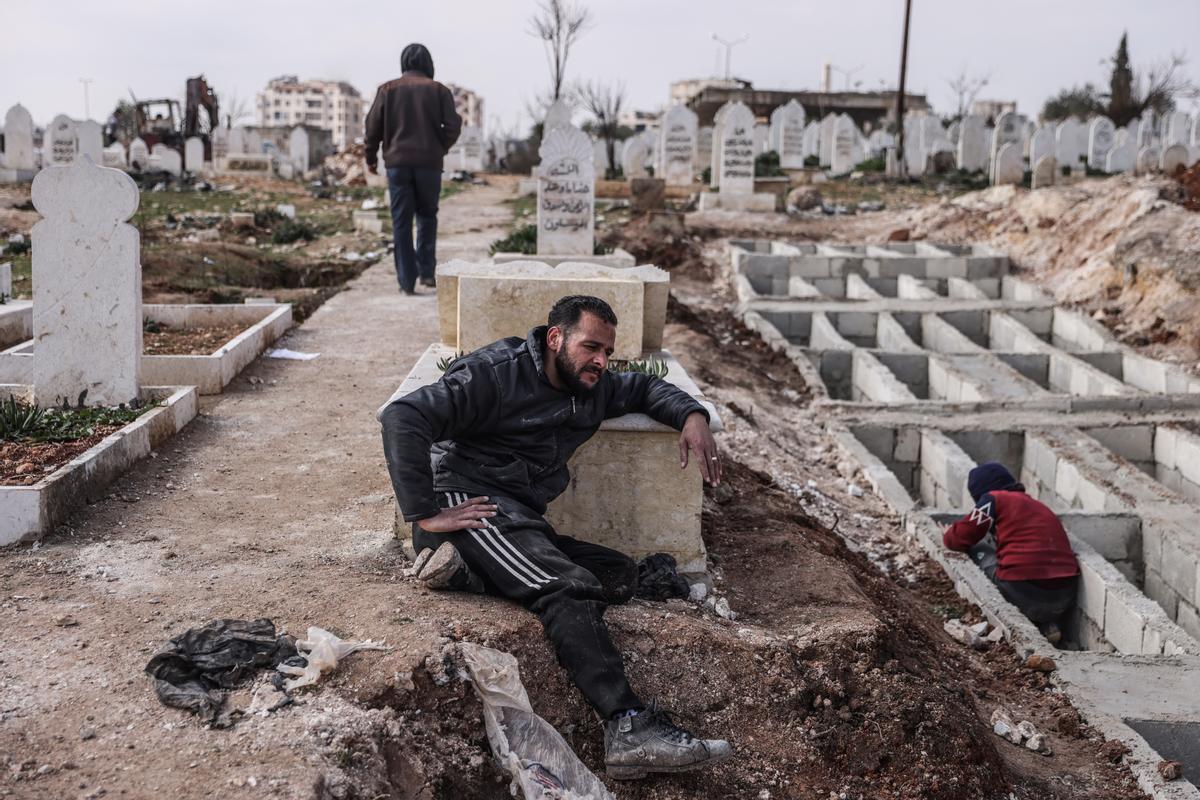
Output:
[0,181,514,799]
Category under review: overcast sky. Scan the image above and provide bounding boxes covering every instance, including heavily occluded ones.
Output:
[3,0,1199,134]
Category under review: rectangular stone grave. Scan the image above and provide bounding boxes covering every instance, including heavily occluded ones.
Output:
[438,259,668,355]
[456,274,644,360]
[379,344,723,573]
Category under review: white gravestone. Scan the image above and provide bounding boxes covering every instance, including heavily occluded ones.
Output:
[227,128,246,155]
[777,100,806,169]
[695,126,713,172]
[1031,155,1057,189]
[621,134,651,179]
[76,120,103,164]
[460,126,484,172]
[1055,118,1085,167]
[710,103,733,188]
[151,144,182,177]
[657,105,698,186]
[102,142,127,168]
[802,121,820,159]
[768,105,784,153]
[990,112,1020,178]
[753,124,768,155]
[830,114,858,175]
[288,127,309,173]
[593,138,611,176]
[129,138,149,170]
[537,125,594,256]
[1135,146,1160,175]
[992,142,1023,186]
[245,130,263,154]
[184,137,205,173]
[819,113,837,167]
[46,115,79,167]
[1167,112,1190,146]
[3,104,36,171]
[1161,143,1189,173]
[903,114,925,176]
[1029,126,1055,169]
[31,157,141,406]
[956,114,987,172]
[0,262,10,299]
[718,103,756,194]
[1106,134,1136,173]
[1087,117,1116,171]
[211,127,229,162]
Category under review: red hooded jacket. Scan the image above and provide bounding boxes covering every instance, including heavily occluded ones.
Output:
[943,490,1079,582]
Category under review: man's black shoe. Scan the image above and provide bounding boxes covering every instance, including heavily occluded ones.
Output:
[418,275,437,288]
[399,286,416,296]
[604,700,733,780]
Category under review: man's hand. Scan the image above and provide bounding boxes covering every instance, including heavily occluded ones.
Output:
[417,496,497,533]
[679,411,721,485]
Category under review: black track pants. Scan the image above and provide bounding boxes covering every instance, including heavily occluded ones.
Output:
[413,492,643,718]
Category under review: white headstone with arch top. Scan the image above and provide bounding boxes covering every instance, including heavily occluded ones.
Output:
[46,115,79,167]
[30,157,142,406]
[956,114,987,172]
[102,142,127,168]
[76,120,103,164]
[185,136,205,173]
[537,124,594,256]
[129,138,149,170]
[718,103,756,194]
[1088,117,1116,171]
[3,104,36,172]
[657,104,698,186]
[776,100,807,169]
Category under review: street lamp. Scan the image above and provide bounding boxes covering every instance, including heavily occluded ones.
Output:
[711,34,749,81]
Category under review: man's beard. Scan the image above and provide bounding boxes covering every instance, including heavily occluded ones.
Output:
[554,348,602,396]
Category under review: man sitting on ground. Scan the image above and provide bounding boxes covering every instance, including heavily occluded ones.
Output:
[379,295,733,779]
[943,462,1080,643]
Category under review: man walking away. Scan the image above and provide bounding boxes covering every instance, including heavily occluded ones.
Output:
[943,462,1080,644]
[365,43,461,295]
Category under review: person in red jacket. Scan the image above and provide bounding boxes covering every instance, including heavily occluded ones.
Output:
[943,462,1079,643]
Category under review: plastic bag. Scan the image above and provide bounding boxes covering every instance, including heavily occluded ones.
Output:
[458,643,615,800]
[277,627,389,690]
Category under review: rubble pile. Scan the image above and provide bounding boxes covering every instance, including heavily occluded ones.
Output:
[321,142,369,187]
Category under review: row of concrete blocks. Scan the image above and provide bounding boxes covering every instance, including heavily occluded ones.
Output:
[730,239,1010,287]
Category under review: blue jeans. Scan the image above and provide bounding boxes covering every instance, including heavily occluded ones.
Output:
[385,166,441,291]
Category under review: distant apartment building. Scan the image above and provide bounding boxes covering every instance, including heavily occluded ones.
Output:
[444,83,484,128]
[971,99,1018,122]
[256,75,364,150]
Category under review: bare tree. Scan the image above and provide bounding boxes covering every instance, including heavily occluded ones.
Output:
[1132,52,1196,121]
[946,67,991,121]
[528,0,592,102]
[221,89,255,129]
[577,80,625,179]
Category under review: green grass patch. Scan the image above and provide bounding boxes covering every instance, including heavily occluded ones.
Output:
[0,395,153,443]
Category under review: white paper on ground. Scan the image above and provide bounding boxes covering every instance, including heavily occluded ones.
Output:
[267,348,320,361]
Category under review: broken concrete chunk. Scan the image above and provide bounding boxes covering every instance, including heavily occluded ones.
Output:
[944,618,986,650]
[990,708,1023,744]
[969,620,989,636]
[1158,760,1184,781]
[688,582,708,603]
[1024,654,1056,672]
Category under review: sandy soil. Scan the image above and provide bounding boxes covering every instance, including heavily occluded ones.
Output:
[0,177,1149,800]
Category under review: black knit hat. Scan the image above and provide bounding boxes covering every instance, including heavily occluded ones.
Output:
[401,43,435,79]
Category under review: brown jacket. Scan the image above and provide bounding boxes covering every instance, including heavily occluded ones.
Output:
[364,73,462,170]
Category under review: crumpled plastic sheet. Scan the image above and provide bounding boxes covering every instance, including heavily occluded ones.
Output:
[457,642,615,800]
[277,626,390,691]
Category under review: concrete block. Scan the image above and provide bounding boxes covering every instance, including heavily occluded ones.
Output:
[1103,590,1147,654]
[1174,431,1200,486]
[853,424,895,461]
[1064,513,1140,561]
[1143,569,1179,619]
[1178,600,1200,639]
[1085,425,1154,463]
[1160,533,1198,603]
[1153,426,1177,470]
[1142,521,1163,575]
[894,428,920,462]
[1076,555,1108,626]
[790,256,833,279]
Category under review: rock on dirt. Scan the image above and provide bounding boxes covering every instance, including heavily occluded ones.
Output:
[1158,759,1184,781]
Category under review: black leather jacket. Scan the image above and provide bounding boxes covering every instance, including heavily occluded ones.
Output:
[380,327,707,521]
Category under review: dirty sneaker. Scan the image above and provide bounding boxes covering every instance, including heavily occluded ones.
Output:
[415,541,483,592]
[1037,621,1063,644]
[604,701,733,780]
[419,275,437,288]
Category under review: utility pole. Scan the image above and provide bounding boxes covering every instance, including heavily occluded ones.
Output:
[711,34,749,81]
[894,0,912,179]
[79,77,93,119]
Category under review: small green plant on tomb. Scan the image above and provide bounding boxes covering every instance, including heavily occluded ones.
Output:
[754,151,784,177]
[700,166,711,184]
[804,155,820,168]
[143,317,164,334]
[0,292,8,305]
[0,395,152,443]
[608,357,668,379]
[488,223,538,256]
[436,352,466,372]
[4,238,31,257]
[854,156,886,173]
